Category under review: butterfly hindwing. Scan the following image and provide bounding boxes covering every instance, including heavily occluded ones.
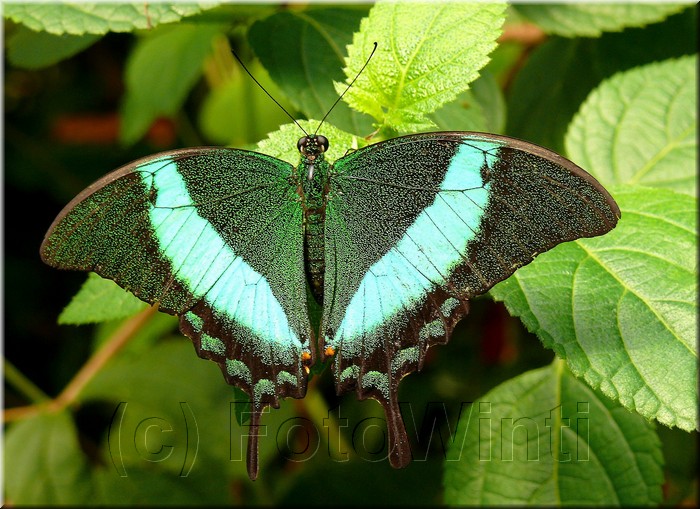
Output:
[321,132,620,465]
[41,148,314,409]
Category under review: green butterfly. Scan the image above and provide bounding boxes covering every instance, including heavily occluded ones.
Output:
[41,128,619,479]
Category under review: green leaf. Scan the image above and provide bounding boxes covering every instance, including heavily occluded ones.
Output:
[4,388,232,505]
[120,23,222,144]
[3,2,220,35]
[248,6,374,135]
[255,120,363,166]
[6,26,101,69]
[232,387,252,426]
[341,1,506,133]
[490,186,698,432]
[429,71,505,133]
[59,273,148,325]
[506,7,697,153]
[514,3,688,37]
[566,55,697,196]
[5,411,94,504]
[198,59,295,146]
[444,361,664,505]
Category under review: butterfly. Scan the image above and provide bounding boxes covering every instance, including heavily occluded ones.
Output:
[41,128,620,478]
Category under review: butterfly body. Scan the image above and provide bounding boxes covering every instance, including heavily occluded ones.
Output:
[297,135,331,304]
[42,131,620,479]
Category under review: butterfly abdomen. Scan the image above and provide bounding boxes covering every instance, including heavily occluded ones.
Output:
[299,157,331,304]
[304,208,326,303]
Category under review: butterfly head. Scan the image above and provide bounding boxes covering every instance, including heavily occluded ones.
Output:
[297,135,329,180]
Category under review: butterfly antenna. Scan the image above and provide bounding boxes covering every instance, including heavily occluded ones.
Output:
[230,46,309,137]
[314,41,378,136]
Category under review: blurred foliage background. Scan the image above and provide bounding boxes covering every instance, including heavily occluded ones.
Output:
[3,2,697,505]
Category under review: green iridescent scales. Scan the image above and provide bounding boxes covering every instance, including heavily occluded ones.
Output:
[41,132,620,480]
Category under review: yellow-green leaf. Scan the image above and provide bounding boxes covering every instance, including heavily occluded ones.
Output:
[566,55,697,196]
[340,1,506,133]
[3,2,220,35]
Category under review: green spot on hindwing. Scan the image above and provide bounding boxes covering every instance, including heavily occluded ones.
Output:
[201,333,225,355]
[184,311,204,331]
[276,371,297,386]
[420,319,445,342]
[340,365,360,383]
[361,370,390,399]
[226,359,252,385]
[391,346,419,374]
[441,297,460,316]
[253,379,276,406]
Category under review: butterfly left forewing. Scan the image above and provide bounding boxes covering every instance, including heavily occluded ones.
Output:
[322,132,619,467]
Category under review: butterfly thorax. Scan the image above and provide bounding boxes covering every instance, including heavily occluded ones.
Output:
[296,135,331,304]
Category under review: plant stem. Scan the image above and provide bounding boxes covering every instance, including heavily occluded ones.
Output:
[4,358,50,404]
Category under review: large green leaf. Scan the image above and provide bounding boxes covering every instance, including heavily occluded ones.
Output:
[566,55,697,196]
[3,2,219,35]
[59,273,148,325]
[490,186,698,432]
[198,58,294,146]
[6,26,101,69]
[340,1,506,133]
[429,71,505,134]
[444,361,664,505]
[514,3,688,37]
[120,24,222,144]
[506,7,696,153]
[5,411,94,505]
[248,7,373,134]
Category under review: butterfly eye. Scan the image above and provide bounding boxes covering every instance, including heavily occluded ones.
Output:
[297,136,309,154]
[316,135,329,153]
